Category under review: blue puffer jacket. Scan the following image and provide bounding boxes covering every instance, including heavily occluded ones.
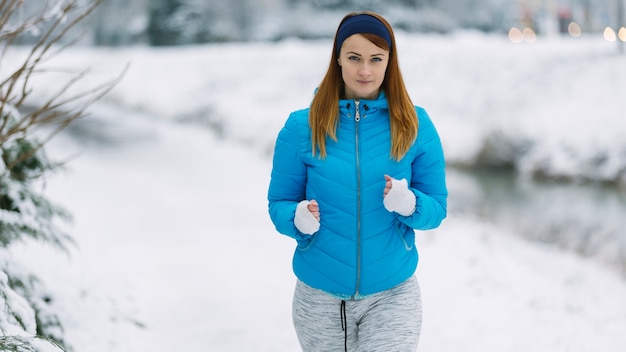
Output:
[268,93,447,297]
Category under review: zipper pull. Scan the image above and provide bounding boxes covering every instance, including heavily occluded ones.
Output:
[354,100,360,122]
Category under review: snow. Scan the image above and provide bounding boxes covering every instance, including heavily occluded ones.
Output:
[6,32,626,351]
[0,267,37,336]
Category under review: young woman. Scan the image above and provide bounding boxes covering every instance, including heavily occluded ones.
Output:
[268,11,447,352]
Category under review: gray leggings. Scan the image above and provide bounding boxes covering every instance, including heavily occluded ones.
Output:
[292,276,422,352]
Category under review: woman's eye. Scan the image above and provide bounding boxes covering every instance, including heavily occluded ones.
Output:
[372,57,382,62]
[348,56,360,61]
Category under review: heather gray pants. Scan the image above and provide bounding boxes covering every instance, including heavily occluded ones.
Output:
[292,276,422,352]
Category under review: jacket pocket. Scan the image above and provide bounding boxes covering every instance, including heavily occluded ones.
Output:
[296,233,318,251]
[395,222,415,251]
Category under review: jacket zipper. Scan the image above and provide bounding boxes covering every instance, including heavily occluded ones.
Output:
[354,100,362,297]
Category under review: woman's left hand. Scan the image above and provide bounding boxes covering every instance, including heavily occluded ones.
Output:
[383,175,393,196]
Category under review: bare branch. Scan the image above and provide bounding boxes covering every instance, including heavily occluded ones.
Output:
[3,62,128,170]
[1,0,121,166]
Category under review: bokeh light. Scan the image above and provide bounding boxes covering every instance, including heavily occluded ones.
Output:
[568,22,582,37]
[603,27,616,42]
[509,27,523,43]
[523,27,537,43]
[619,27,626,42]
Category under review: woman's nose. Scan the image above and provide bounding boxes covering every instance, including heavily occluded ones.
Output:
[358,64,371,76]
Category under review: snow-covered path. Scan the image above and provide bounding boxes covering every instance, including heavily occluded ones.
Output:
[30,111,298,351]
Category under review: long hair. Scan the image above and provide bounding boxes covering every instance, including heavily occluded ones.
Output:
[309,11,418,161]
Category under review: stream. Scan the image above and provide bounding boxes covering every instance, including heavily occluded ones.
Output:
[447,166,626,273]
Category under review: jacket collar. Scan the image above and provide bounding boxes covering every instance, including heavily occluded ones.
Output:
[339,91,389,113]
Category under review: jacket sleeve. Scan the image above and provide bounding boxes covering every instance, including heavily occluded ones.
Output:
[399,107,448,230]
[267,113,311,241]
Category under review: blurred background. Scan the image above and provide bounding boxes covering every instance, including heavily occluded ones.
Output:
[14,0,626,47]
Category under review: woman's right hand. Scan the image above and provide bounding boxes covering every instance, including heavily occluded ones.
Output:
[307,199,320,221]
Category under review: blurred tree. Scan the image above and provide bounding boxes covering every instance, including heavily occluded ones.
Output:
[311,0,347,9]
[414,0,437,7]
[91,0,148,45]
[148,0,183,45]
[147,0,252,45]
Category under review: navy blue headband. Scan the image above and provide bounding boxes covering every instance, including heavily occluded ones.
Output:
[335,14,392,55]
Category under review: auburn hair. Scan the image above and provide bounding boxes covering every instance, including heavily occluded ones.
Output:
[309,11,418,161]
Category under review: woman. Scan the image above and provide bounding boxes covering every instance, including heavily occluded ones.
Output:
[268,11,447,352]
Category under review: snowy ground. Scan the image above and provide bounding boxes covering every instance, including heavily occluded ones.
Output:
[6,32,626,351]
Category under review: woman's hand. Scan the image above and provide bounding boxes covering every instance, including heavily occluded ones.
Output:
[307,199,320,221]
[383,175,393,196]
[295,199,321,235]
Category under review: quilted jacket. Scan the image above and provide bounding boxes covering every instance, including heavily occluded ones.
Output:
[268,93,447,297]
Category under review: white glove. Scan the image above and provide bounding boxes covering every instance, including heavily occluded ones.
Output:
[294,200,320,235]
[383,177,416,216]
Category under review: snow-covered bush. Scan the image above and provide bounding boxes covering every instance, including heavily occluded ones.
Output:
[0,108,70,350]
[1,1,122,350]
[0,335,66,352]
[0,258,67,352]
[0,110,72,250]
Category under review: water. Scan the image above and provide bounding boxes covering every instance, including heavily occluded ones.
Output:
[448,166,626,273]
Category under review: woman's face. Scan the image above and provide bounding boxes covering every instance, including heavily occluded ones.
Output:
[337,34,389,100]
